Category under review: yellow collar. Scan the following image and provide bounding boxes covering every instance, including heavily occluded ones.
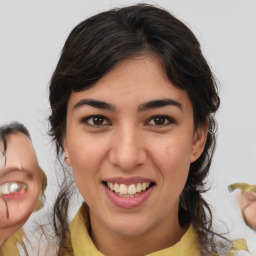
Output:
[229,182,256,193]
[0,229,25,256]
[68,203,200,256]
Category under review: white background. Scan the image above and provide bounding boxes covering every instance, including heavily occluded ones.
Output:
[0,0,255,252]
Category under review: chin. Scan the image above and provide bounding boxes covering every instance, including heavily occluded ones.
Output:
[107,217,151,238]
[114,227,148,238]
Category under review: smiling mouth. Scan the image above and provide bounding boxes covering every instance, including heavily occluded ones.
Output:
[0,182,28,200]
[102,181,155,198]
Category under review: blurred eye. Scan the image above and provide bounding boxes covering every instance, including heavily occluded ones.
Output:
[147,116,175,126]
[82,115,110,126]
[0,182,27,195]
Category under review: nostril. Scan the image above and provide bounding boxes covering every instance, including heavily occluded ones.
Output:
[108,147,147,171]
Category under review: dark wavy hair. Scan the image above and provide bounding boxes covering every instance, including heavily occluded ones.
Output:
[49,4,225,255]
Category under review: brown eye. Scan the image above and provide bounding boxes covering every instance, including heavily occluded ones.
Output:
[83,115,110,126]
[154,116,166,125]
[147,115,174,126]
[92,116,104,125]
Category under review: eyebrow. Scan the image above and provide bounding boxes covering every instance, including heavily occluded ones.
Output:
[72,98,183,112]
[138,99,183,112]
[73,99,117,111]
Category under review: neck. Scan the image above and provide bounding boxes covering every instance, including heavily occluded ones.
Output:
[90,209,187,256]
[0,228,12,246]
[0,221,23,247]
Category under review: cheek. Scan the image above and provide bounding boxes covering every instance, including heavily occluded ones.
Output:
[0,189,39,230]
[16,175,41,215]
[150,139,191,199]
[151,137,192,174]
[0,198,8,224]
[70,137,107,173]
[69,137,108,198]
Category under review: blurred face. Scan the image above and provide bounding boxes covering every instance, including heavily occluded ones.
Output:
[63,57,207,249]
[240,191,256,230]
[0,132,42,245]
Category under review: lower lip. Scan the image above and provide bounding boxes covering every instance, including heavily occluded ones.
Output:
[2,188,27,201]
[104,185,154,209]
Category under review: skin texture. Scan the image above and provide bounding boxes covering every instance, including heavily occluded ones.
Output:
[63,56,208,256]
[239,191,256,230]
[0,133,42,245]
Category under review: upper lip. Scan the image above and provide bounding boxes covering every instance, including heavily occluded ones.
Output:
[103,176,155,185]
[0,168,30,185]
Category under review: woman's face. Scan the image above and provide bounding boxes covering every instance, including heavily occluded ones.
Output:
[64,56,207,240]
[0,132,42,244]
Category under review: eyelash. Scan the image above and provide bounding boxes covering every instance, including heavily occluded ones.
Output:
[146,115,176,126]
[81,115,111,127]
[81,115,176,127]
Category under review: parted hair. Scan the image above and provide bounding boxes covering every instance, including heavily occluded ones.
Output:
[48,4,224,255]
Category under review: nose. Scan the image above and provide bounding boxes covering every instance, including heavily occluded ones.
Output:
[108,125,147,171]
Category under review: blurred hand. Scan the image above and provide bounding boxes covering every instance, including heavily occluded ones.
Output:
[0,132,42,245]
[239,191,256,230]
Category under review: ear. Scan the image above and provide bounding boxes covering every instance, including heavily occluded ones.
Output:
[62,138,72,166]
[190,120,209,163]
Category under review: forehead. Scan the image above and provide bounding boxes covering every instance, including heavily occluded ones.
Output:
[4,132,34,154]
[0,132,37,170]
[68,56,192,110]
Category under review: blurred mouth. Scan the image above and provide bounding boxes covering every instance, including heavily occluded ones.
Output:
[0,182,28,201]
[102,178,155,208]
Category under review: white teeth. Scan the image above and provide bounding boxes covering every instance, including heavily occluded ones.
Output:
[121,194,129,198]
[142,182,147,191]
[114,183,119,192]
[119,184,128,194]
[106,182,151,195]
[127,184,136,195]
[107,182,114,191]
[0,182,27,194]
[136,183,142,192]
